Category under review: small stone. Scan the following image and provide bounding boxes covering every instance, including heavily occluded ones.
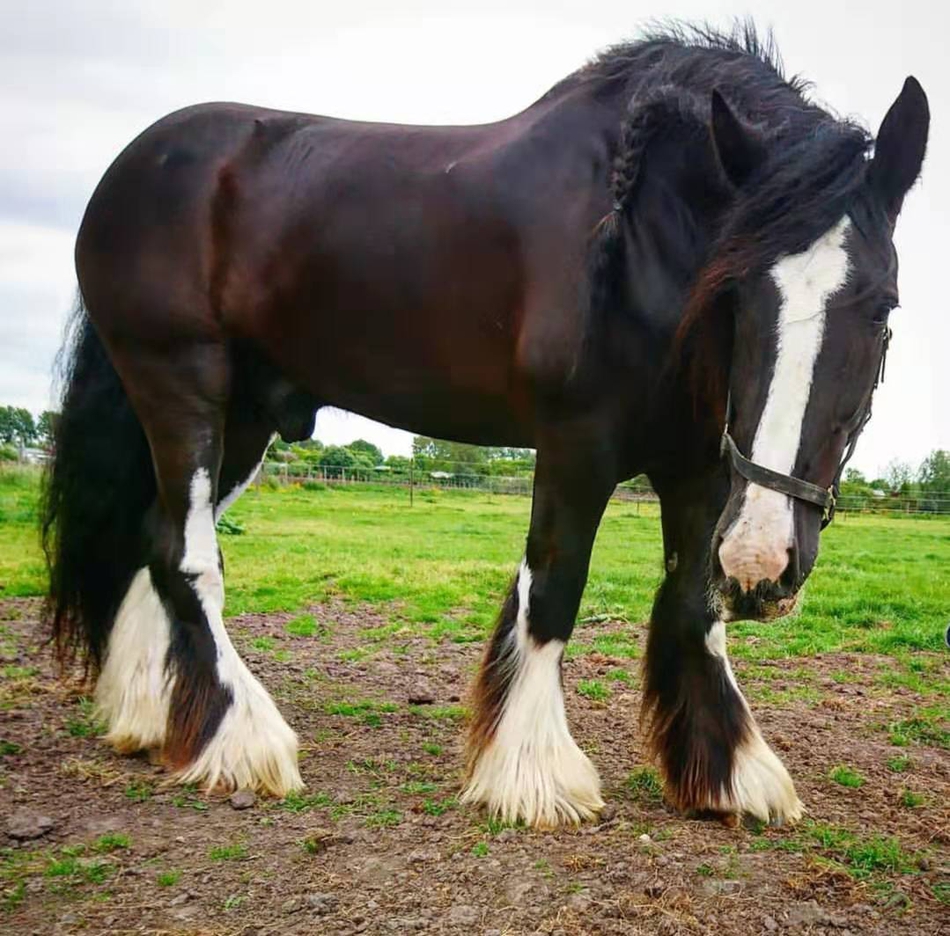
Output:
[638,833,652,844]
[506,879,535,903]
[701,879,741,897]
[281,897,302,914]
[408,683,436,705]
[763,915,778,931]
[567,891,592,912]
[787,900,828,928]
[230,790,257,810]
[917,856,931,871]
[168,892,191,907]
[598,803,618,822]
[448,905,480,925]
[7,808,55,841]
[407,849,439,864]
[308,893,339,914]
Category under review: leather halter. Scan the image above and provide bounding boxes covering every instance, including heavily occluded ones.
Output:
[721,327,892,528]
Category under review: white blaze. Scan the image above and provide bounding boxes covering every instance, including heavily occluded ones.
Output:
[461,560,603,827]
[719,217,852,590]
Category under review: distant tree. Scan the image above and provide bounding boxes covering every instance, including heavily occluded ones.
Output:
[883,458,913,493]
[0,407,14,444]
[412,436,487,474]
[295,438,324,452]
[918,449,950,493]
[347,439,383,465]
[843,468,867,485]
[37,410,58,449]
[320,445,358,476]
[0,407,37,446]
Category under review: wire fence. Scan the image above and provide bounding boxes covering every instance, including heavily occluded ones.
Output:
[259,460,950,517]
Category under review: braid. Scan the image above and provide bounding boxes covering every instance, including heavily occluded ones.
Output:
[586,87,710,333]
[611,87,708,212]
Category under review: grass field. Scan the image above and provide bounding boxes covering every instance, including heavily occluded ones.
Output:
[1,466,949,933]
[3,467,948,662]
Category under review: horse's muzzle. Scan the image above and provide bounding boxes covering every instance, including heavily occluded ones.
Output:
[717,577,800,622]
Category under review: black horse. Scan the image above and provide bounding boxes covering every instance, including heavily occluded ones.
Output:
[43,25,928,828]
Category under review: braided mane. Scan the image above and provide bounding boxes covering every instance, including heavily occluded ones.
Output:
[581,22,872,417]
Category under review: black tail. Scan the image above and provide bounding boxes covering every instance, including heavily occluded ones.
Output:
[41,298,156,672]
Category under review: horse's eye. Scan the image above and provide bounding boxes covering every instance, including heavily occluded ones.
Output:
[872,301,898,325]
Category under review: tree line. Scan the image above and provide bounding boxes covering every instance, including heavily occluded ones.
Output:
[267,435,537,480]
[0,406,56,459]
[3,402,947,498]
[841,452,950,496]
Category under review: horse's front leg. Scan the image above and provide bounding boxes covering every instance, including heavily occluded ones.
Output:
[461,433,616,828]
[644,470,802,826]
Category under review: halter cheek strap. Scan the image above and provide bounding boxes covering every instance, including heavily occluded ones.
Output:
[721,326,891,528]
[721,431,836,517]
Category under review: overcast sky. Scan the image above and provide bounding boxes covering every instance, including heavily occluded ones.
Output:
[2,0,947,475]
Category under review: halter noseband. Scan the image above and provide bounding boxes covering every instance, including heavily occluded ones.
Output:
[721,327,891,528]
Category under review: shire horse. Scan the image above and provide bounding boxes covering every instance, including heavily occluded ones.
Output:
[43,26,928,829]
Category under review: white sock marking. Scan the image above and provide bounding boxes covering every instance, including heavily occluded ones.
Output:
[705,621,802,824]
[461,560,603,827]
[720,218,852,589]
[177,468,302,795]
[96,568,172,753]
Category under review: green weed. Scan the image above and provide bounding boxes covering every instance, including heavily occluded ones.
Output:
[577,679,610,702]
[829,765,865,788]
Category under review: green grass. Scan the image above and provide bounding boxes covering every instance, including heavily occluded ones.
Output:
[123,779,153,803]
[3,472,948,661]
[899,789,925,808]
[887,711,950,749]
[156,870,181,887]
[829,765,865,788]
[65,697,104,739]
[755,821,925,883]
[93,833,130,853]
[625,766,663,802]
[886,754,912,773]
[577,679,611,702]
[285,614,319,637]
[209,843,248,862]
[2,470,948,767]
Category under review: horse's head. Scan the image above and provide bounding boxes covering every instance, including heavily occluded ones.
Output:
[706,79,929,621]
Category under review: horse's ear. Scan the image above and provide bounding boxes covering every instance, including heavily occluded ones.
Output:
[710,89,766,188]
[869,77,929,220]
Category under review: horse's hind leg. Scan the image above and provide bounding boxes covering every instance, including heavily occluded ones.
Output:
[461,427,616,827]
[99,347,301,794]
[643,470,802,826]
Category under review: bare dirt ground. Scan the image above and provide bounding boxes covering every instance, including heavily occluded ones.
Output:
[1,597,948,935]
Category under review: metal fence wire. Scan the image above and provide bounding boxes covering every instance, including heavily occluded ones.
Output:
[258,461,950,517]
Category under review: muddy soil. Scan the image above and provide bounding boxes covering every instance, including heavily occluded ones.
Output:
[1,598,947,935]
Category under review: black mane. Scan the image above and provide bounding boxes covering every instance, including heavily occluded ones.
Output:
[582,22,872,317]
[573,21,875,430]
